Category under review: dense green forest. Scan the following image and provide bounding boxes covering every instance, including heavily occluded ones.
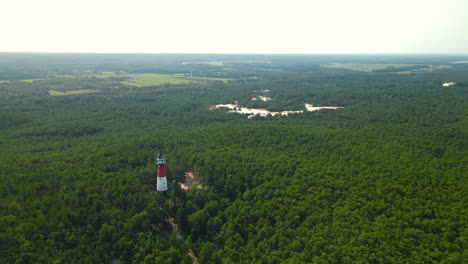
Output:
[0,53,466,263]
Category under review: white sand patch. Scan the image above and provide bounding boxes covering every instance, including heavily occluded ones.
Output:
[210,104,238,110]
[305,103,343,111]
[212,103,343,118]
[252,96,271,101]
[179,171,202,190]
[442,82,455,87]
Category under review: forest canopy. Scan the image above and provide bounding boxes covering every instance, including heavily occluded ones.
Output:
[0,53,466,263]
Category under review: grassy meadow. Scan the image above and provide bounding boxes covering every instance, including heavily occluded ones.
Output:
[97,72,230,86]
[48,89,100,96]
[322,63,415,72]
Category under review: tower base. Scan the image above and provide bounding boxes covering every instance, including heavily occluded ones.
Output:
[157,177,168,192]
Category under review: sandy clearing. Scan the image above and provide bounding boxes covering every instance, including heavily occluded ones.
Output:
[212,103,343,118]
[252,96,271,101]
[305,103,343,111]
[179,171,202,190]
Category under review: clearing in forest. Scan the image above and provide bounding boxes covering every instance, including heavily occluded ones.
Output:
[0,78,47,83]
[322,63,416,72]
[182,60,272,66]
[322,63,451,73]
[398,65,452,74]
[212,103,343,118]
[252,96,271,101]
[49,89,99,96]
[97,72,229,87]
[182,61,225,66]
[179,171,203,190]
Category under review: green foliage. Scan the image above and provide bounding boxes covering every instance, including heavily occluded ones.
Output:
[0,53,466,263]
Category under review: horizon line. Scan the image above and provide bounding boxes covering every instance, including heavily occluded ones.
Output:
[1,51,468,56]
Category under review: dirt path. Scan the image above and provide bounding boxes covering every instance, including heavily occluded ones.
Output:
[188,248,200,264]
[168,218,199,264]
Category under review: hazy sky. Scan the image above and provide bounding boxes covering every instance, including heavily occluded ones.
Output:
[1,0,467,54]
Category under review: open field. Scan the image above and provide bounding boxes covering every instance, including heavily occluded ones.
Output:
[49,89,99,96]
[231,60,272,64]
[1,73,229,87]
[0,78,47,83]
[202,61,224,66]
[182,61,225,66]
[398,64,452,74]
[97,72,230,87]
[322,63,452,73]
[182,60,272,66]
[19,78,48,83]
[322,63,416,72]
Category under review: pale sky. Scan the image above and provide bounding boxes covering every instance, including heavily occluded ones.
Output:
[1,0,467,54]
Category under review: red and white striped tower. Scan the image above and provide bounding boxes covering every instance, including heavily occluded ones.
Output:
[156,154,168,192]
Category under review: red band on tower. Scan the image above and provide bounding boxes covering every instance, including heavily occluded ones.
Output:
[157,164,166,178]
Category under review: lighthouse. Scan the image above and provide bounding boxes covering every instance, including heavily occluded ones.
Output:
[156,153,168,192]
